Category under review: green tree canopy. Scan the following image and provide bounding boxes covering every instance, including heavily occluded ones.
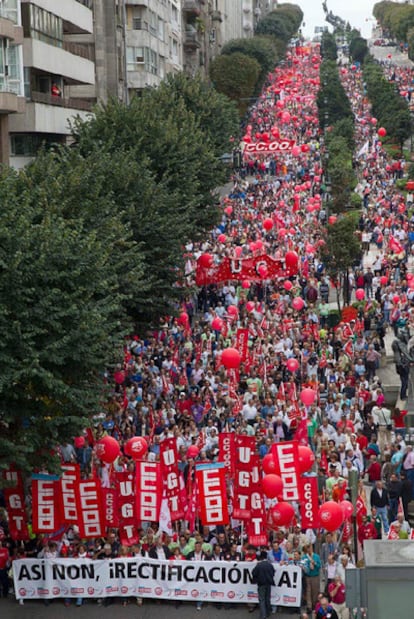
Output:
[221,36,279,91]
[210,52,261,116]
[349,36,368,64]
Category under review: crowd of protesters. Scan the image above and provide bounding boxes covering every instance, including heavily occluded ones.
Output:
[2,40,414,616]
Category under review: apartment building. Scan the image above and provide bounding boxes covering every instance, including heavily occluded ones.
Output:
[0,0,25,165]
[9,0,95,168]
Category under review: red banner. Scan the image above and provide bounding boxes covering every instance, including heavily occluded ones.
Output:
[195,463,229,526]
[77,479,105,539]
[271,442,301,502]
[160,438,184,521]
[115,471,136,526]
[101,488,118,528]
[32,475,61,534]
[196,254,287,286]
[299,476,319,529]
[219,432,236,476]
[236,328,249,362]
[60,464,80,524]
[135,461,161,523]
[247,455,267,545]
[3,486,28,541]
[243,139,296,154]
[232,436,256,520]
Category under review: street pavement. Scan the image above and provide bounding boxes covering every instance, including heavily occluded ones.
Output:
[0,597,299,619]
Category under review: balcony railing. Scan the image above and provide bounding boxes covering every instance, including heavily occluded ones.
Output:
[75,0,93,8]
[182,1,201,15]
[31,90,94,112]
[0,77,21,95]
[183,30,200,49]
[63,40,95,61]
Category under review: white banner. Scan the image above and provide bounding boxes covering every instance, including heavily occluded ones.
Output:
[13,557,301,606]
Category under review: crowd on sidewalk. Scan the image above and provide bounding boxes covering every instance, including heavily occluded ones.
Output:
[2,41,414,616]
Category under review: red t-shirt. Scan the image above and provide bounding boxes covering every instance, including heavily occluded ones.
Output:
[328,582,346,604]
[0,547,9,569]
[356,435,368,451]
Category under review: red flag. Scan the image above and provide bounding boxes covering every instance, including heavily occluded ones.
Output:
[77,479,105,539]
[219,432,235,476]
[295,418,309,446]
[100,487,118,528]
[195,463,229,526]
[236,328,249,362]
[160,438,184,520]
[135,461,161,523]
[59,464,80,525]
[31,474,62,534]
[115,471,136,526]
[271,442,301,502]
[299,476,319,528]
[277,381,286,401]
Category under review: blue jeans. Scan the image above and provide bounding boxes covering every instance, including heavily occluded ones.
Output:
[376,506,389,533]
[258,584,272,619]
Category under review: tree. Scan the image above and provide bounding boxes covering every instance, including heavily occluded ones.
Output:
[322,215,361,310]
[221,36,279,91]
[349,37,368,64]
[210,52,261,116]
[321,32,338,61]
[255,4,303,44]
[0,163,135,472]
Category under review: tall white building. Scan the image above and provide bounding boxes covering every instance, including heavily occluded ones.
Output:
[9,0,95,168]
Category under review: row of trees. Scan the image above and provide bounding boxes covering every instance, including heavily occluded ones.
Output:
[373,1,414,45]
[0,73,239,472]
[209,3,303,115]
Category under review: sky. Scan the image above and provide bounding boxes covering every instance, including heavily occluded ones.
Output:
[301,0,378,40]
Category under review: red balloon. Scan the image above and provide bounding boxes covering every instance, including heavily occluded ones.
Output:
[262,454,278,474]
[199,253,214,268]
[393,295,400,304]
[258,265,268,278]
[292,145,301,157]
[380,275,388,286]
[300,387,316,406]
[297,445,315,473]
[263,218,273,231]
[262,474,284,498]
[328,215,337,225]
[284,280,293,291]
[242,280,250,289]
[378,127,387,138]
[227,305,238,317]
[355,288,365,301]
[224,205,233,216]
[178,312,189,326]
[96,436,120,463]
[340,500,354,519]
[218,233,226,243]
[221,348,241,369]
[211,317,223,331]
[318,501,345,531]
[292,296,305,311]
[74,436,85,449]
[255,240,263,251]
[285,251,299,268]
[370,117,377,125]
[286,358,299,372]
[187,445,199,459]
[270,502,295,526]
[124,436,148,460]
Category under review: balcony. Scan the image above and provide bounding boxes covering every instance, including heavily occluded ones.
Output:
[0,17,23,43]
[182,1,201,15]
[23,38,95,85]
[0,90,24,113]
[31,91,93,112]
[183,30,200,51]
[9,98,92,134]
[21,0,93,34]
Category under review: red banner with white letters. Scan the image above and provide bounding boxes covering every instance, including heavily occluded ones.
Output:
[236,328,249,362]
[101,487,118,528]
[31,475,62,534]
[247,455,267,546]
[59,464,80,524]
[195,463,229,526]
[219,432,235,476]
[243,139,296,154]
[299,476,319,529]
[135,461,161,523]
[232,436,256,520]
[271,441,301,502]
[115,471,136,526]
[160,438,184,521]
[3,471,28,541]
[196,254,287,286]
[77,479,105,539]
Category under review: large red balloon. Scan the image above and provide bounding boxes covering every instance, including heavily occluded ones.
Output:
[285,251,299,269]
[318,501,345,531]
[96,436,120,463]
[380,275,388,286]
[378,127,387,138]
[227,305,238,317]
[211,317,223,331]
[262,454,279,475]
[270,502,295,526]
[300,388,316,406]
[218,233,227,243]
[340,500,354,519]
[284,280,293,291]
[292,296,305,311]
[221,348,241,369]
[355,288,365,301]
[187,445,200,459]
[124,436,148,460]
[297,445,315,473]
[246,301,255,312]
[262,474,284,498]
[199,253,214,268]
[286,358,299,372]
[263,218,273,231]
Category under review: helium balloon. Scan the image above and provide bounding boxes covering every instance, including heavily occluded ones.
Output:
[246,301,255,312]
[124,436,148,460]
[178,312,189,326]
[286,358,299,372]
[380,276,388,286]
[318,501,345,531]
[187,445,199,459]
[270,502,295,526]
[221,348,241,369]
[284,280,293,291]
[241,280,250,289]
[355,288,365,301]
[292,145,301,157]
[96,436,120,463]
[340,500,354,519]
[292,296,305,311]
[285,251,299,269]
[262,474,284,498]
[263,218,273,231]
[297,445,315,473]
[378,127,387,138]
[255,240,264,251]
[227,305,238,317]
[224,205,233,216]
[393,295,400,304]
[370,117,377,125]
[218,233,226,243]
[199,253,214,268]
[211,317,223,331]
[262,454,279,475]
[328,215,337,225]
[300,388,316,406]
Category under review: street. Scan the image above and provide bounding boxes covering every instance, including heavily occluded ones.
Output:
[0,598,298,619]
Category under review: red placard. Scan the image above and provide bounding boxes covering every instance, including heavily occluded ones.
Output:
[299,476,319,528]
[196,254,287,286]
[3,486,28,540]
[135,461,161,523]
[232,436,256,520]
[115,471,136,526]
[271,442,301,502]
[77,479,105,539]
[60,464,80,524]
[101,488,118,528]
[243,139,296,154]
[31,475,61,534]
[195,463,229,526]
[219,432,235,476]
[236,328,249,362]
[160,438,184,521]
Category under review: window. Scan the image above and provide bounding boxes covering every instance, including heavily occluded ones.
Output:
[148,10,157,36]
[132,17,142,30]
[23,4,63,48]
[11,133,59,157]
[158,18,164,41]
